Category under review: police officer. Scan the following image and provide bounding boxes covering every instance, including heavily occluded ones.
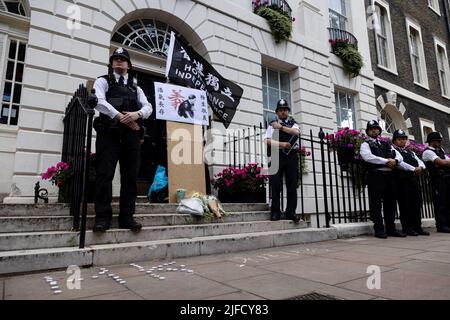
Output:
[264,99,301,222]
[360,120,405,238]
[92,47,153,232]
[392,129,429,236]
[422,132,450,233]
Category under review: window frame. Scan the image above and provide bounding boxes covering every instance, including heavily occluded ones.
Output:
[428,0,441,16]
[334,89,357,130]
[261,66,292,128]
[419,118,435,144]
[406,19,429,90]
[1,38,26,127]
[373,0,398,74]
[328,0,348,31]
[434,37,450,99]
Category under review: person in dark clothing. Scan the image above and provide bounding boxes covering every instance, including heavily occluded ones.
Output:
[264,99,301,223]
[360,120,405,239]
[92,47,153,232]
[392,129,429,236]
[422,132,450,233]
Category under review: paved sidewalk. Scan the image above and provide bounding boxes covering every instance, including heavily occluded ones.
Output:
[2,229,450,300]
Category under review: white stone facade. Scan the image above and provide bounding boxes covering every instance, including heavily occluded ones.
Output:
[0,0,377,206]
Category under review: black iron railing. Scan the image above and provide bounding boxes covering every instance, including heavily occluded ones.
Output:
[61,84,96,248]
[252,0,292,18]
[224,124,435,228]
[328,27,358,50]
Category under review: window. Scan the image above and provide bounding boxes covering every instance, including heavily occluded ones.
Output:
[0,0,27,16]
[373,1,397,73]
[428,0,441,15]
[329,0,347,30]
[112,19,187,58]
[406,20,428,89]
[261,66,291,127]
[334,90,356,130]
[434,38,450,98]
[419,118,435,144]
[379,109,396,134]
[1,39,26,126]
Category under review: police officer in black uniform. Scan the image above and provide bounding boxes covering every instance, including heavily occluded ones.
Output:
[264,99,301,222]
[392,129,429,236]
[360,120,405,238]
[422,132,450,233]
[92,47,153,232]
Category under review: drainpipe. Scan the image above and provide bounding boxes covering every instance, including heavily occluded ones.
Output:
[443,0,450,41]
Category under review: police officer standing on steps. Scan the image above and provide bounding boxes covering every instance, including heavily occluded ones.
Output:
[360,120,405,239]
[264,99,301,223]
[92,47,153,232]
[392,129,429,236]
[422,132,450,233]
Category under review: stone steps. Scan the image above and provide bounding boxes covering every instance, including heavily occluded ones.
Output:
[0,211,272,233]
[0,203,269,217]
[0,227,336,275]
[0,220,307,251]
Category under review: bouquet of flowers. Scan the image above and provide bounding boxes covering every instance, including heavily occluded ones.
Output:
[211,163,269,194]
[299,146,311,175]
[41,162,73,187]
[328,128,366,157]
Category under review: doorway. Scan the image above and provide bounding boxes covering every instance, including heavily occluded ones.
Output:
[134,70,167,196]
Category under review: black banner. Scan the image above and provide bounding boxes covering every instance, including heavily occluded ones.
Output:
[166,32,243,128]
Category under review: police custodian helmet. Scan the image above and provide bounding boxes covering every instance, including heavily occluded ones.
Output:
[426,131,443,143]
[110,47,132,68]
[366,120,382,134]
[275,99,290,112]
[392,129,408,141]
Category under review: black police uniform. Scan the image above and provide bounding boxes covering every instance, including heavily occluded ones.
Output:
[361,121,404,238]
[93,48,146,232]
[423,133,450,232]
[267,100,300,222]
[392,130,427,235]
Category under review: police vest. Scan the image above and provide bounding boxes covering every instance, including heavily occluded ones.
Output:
[394,147,419,168]
[100,74,140,115]
[365,139,395,169]
[267,118,297,157]
[424,148,450,176]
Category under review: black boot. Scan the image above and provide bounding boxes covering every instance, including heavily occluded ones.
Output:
[436,226,450,233]
[387,230,407,237]
[406,229,419,236]
[119,217,142,232]
[270,212,281,221]
[93,219,111,233]
[416,229,430,236]
[285,213,300,223]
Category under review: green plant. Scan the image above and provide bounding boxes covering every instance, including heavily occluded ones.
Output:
[297,146,311,187]
[330,39,363,78]
[256,6,292,43]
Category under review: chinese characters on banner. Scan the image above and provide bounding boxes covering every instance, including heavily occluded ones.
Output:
[165,32,244,129]
[154,82,209,126]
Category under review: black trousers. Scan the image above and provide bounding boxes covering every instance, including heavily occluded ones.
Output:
[430,176,450,229]
[270,153,298,215]
[367,171,397,233]
[395,173,423,232]
[94,127,141,222]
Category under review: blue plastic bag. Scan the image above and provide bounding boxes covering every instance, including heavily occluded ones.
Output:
[147,166,168,202]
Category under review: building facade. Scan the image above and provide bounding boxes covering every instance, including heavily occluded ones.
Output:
[365,0,450,148]
[0,0,378,204]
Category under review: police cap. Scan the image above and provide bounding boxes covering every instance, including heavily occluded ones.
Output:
[426,131,443,143]
[275,99,290,112]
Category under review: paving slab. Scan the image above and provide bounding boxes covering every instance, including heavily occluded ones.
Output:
[313,285,378,300]
[188,261,272,282]
[4,269,126,300]
[122,273,237,300]
[259,256,393,286]
[338,269,450,300]
[329,244,424,258]
[405,251,450,264]
[390,259,450,277]
[315,250,413,266]
[76,290,144,300]
[205,291,264,300]
[223,273,328,300]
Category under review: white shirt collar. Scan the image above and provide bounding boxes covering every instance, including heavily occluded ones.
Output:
[113,72,128,82]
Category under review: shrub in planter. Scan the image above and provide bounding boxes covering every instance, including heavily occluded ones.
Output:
[255,5,292,43]
[329,39,363,78]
